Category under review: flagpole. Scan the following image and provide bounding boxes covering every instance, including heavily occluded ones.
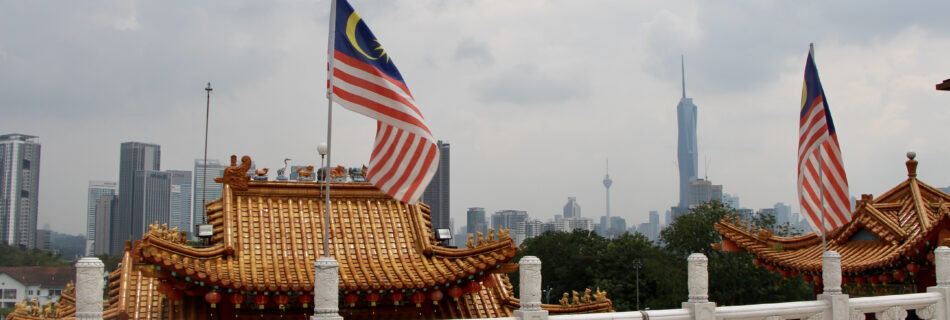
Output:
[811,43,828,254]
[322,0,338,259]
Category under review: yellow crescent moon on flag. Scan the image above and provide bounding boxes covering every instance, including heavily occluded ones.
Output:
[801,81,808,110]
[345,12,386,61]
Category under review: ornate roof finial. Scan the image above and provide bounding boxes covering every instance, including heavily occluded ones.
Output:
[906,151,918,178]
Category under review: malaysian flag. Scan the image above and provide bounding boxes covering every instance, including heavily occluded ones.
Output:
[328,0,439,203]
[798,46,850,235]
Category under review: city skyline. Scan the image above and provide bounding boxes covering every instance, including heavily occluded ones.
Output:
[2,1,950,235]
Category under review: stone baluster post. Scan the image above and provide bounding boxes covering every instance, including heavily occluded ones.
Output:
[515,256,548,320]
[75,257,104,320]
[682,253,715,320]
[926,246,950,320]
[818,251,849,320]
[311,257,343,320]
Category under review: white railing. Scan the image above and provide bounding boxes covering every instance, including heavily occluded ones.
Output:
[440,246,950,320]
[67,247,950,320]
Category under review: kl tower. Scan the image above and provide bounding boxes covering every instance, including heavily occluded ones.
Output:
[603,160,613,237]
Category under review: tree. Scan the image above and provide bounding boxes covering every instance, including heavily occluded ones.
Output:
[660,201,812,306]
[514,230,608,303]
[0,244,70,267]
[591,232,685,310]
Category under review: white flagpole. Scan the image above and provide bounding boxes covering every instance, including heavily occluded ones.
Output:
[810,43,827,254]
[323,0,338,258]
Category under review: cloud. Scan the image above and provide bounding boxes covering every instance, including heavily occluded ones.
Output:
[454,37,493,66]
[475,64,589,105]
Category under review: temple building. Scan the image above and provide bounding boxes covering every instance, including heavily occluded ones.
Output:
[9,155,612,320]
[714,153,950,296]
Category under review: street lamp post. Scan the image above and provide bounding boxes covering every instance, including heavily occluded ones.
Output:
[317,142,329,257]
[633,259,642,310]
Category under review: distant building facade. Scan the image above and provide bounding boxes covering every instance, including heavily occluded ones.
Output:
[597,216,626,238]
[421,140,450,231]
[0,134,41,249]
[132,170,170,241]
[466,207,487,237]
[563,197,581,218]
[85,180,117,256]
[193,159,225,229]
[116,142,160,254]
[94,195,118,255]
[168,170,192,237]
[491,210,528,232]
[686,179,723,207]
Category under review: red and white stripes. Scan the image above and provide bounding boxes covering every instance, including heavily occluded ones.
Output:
[798,97,850,234]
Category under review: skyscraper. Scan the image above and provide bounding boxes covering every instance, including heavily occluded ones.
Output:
[0,134,41,249]
[86,180,117,255]
[132,170,170,241]
[193,159,225,229]
[466,207,487,237]
[603,161,613,233]
[490,210,528,233]
[168,170,192,236]
[421,140,450,231]
[94,195,118,255]
[677,57,699,208]
[686,179,723,207]
[116,142,160,254]
[563,197,581,218]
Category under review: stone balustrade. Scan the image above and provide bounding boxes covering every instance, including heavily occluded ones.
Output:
[70,247,950,320]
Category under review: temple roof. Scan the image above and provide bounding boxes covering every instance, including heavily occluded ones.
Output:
[715,154,950,274]
[134,178,519,293]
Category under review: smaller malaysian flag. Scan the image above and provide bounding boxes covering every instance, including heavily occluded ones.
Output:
[798,46,851,235]
[328,0,439,203]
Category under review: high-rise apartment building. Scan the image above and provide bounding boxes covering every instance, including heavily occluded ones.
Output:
[563,197,581,218]
[466,207,487,237]
[193,159,225,229]
[168,170,192,236]
[677,57,699,208]
[0,134,41,249]
[421,141,450,231]
[774,202,792,226]
[85,180,117,255]
[94,195,118,255]
[116,142,160,254]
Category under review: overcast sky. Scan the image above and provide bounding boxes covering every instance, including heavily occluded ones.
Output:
[3,0,950,236]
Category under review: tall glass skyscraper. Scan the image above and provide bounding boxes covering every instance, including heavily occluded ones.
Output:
[421,141,450,231]
[116,142,160,254]
[168,170,192,236]
[86,180,117,255]
[0,134,41,248]
[193,159,225,230]
[677,57,699,208]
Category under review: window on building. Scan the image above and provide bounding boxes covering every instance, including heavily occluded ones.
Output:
[50,289,61,296]
[3,301,16,308]
[27,289,33,295]
[2,289,16,299]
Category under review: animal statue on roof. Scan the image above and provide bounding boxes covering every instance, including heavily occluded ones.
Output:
[329,165,346,180]
[559,293,570,306]
[214,155,252,191]
[581,288,592,303]
[466,234,475,249]
[277,158,291,179]
[297,165,315,179]
[572,290,580,305]
[254,168,269,177]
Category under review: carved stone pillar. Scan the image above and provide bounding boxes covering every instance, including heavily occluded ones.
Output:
[936,246,950,287]
[687,253,708,303]
[75,257,104,320]
[927,247,950,320]
[310,257,343,320]
[682,253,715,320]
[822,251,842,294]
[515,256,548,320]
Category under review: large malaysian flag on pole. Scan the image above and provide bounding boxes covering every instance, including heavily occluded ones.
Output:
[327,0,439,204]
[798,44,851,237]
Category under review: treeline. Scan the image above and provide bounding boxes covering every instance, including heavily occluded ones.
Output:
[514,201,812,311]
[0,243,70,267]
